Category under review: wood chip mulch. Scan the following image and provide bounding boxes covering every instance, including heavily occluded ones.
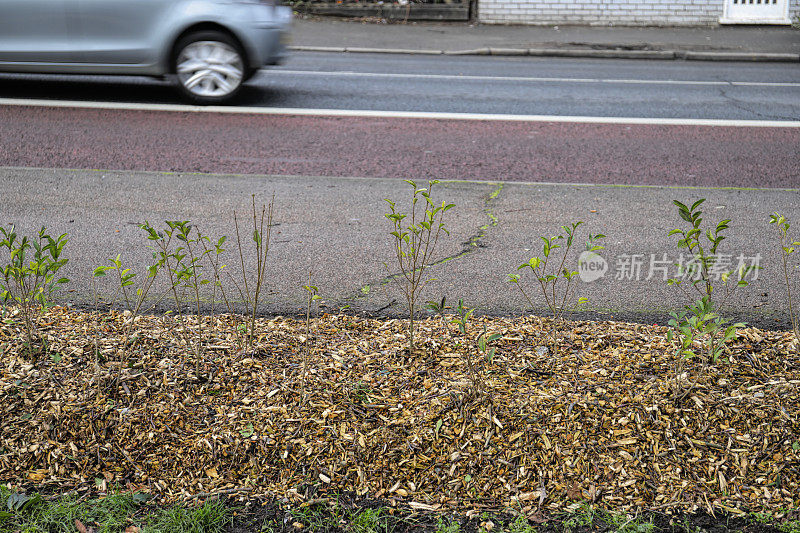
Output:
[1,307,798,517]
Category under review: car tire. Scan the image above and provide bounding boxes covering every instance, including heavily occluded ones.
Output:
[172,31,246,105]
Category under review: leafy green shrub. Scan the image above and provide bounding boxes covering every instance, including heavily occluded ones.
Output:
[385,180,454,352]
[477,323,502,365]
[667,296,745,365]
[509,222,603,350]
[96,220,227,381]
[0,225,69,349]
[666,199,755,369]
[426,295,450,333]
[509,222,603,322]
[447,299,502,395]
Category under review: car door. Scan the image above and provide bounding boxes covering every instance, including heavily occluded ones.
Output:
[0,0,75,64]
[73,0,176,66]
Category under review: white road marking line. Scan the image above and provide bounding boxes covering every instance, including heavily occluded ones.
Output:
[272,69,800,88]
[1,98,799,128]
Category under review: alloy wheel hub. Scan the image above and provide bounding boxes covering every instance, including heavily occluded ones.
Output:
[177,41,243,97]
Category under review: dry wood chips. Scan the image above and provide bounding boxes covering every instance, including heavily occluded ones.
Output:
[1,307,798,516]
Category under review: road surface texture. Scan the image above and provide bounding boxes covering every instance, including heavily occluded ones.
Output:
[1,53,798,119]
[0,167,797,329]
[1,105,798,187]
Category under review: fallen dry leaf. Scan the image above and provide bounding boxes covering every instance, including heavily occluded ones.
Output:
[74,519,94,533]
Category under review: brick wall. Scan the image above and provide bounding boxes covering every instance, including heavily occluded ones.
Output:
[478,0,800,26]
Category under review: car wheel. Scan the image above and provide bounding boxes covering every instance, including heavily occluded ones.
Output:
[173,31,245,104]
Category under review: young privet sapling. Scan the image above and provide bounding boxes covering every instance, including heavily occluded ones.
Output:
[0,225,69,350]
[301,274,321,400]
[769,213,799,341]
[134,221,204,374]
[666,199,756,368]
[385,180,454,352]
[478,323,502,365]
[667,297,745,366]
[450,299,483,393]
[96,223,183,385]
[165,221,221,375]
[94,223,175,349]
[509,222,603,340]
[230,194,275,349]
[198,233,229,317]
[451,299,502,395]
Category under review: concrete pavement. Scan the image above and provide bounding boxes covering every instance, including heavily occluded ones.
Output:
[290,17,800,61]
[1,167,797,329]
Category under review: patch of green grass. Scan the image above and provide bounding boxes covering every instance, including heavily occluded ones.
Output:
[349,508,386,533]
[560,504,654,533]
[750,511,800,533]
[144,498,230,533]
[0,491,136,533]
[436,516,460,533]
[603,511,655,533]
[561,504,594,531]
[506,515,535,533]
[0,490,231,533]
[288,501,347,531]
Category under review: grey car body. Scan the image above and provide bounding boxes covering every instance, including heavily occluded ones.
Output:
[0,0,291,103]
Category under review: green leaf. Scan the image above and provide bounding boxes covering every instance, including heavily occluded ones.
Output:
[673,200,689,211]
[132,492,152,505]
[240,422,254,438]
[7,493,41,512]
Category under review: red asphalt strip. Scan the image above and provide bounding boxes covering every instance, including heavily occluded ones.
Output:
[1,105,798,188]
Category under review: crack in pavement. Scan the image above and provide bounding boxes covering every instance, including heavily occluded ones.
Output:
[346,182,504,312]
[718,86,800,122]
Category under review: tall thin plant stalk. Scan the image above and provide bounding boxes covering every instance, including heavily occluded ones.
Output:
[770,213,800,341]
[230,194,275,349]
[302,272,321,401]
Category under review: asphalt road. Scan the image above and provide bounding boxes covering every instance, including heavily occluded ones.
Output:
[0,52,798,120]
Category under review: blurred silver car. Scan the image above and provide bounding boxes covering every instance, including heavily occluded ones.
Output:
[0,0,291,104]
